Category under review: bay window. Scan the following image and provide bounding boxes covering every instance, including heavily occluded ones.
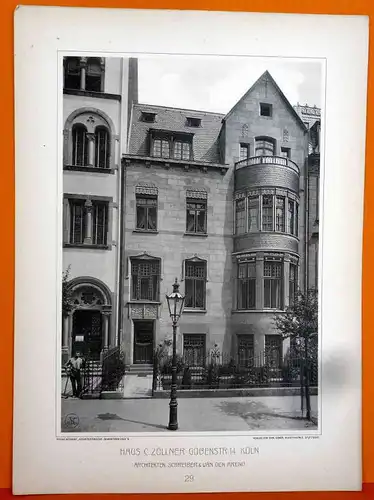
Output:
[262,195,273,231]
[237,261,256,310]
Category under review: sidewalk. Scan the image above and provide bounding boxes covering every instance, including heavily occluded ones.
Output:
[61,395,318,433]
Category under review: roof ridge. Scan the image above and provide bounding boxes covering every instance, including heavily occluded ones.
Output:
[135,102,224,117]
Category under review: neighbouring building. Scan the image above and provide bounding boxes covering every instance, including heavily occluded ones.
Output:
[122,71,321,369]
[62,56,138,364]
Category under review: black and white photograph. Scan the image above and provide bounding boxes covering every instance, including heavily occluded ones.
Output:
[60,54,322,433]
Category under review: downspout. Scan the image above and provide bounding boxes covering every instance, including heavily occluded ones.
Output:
[117,157,126,354]
[304,132,309,293]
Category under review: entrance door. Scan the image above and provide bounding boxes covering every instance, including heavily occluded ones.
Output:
[72,310,102,360]
[133,320,154,364]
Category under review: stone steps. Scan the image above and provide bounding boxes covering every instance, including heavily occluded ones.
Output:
[127,364,153,375]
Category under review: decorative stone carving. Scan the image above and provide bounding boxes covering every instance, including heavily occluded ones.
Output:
[237,253,256,263]
[283,129,289,142]
[135,183,158,196]
[129,303,159,320]
[242,124,249,137]
[186,188,208,200]
[87,116,95,125]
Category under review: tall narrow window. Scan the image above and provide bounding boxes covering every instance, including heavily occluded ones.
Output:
[248,196,259,232]
[183,334,206,367]
[92,201,108,245]
[69,200,86,244]
[86,58,102,92]
[289,263,298,305]
[185,260,207,309]
[237,261,256,310]
[72,124,88,166]
[255,138,275,156]
[276,196,285,232]
[153,138,170,158]
[264,261,283,309]
[64,57,81,90]
[235,199,246,235]
[237,335,254,367]
[239,143,250,161]
[186,199,207,234]
[287,199,295,235]
[131,259,160,301]
[265,335,282,367]
[262,195,273,231]
[95,127,109,168]
[136,195,157,231]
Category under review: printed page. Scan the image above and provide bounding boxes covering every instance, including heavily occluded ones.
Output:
[13,6,368,494]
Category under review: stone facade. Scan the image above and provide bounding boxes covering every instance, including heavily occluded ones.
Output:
[122,70,321,367]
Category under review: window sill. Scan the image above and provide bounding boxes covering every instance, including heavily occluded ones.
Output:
[63,88,121,101]
[184,232,208,238]
[127,300,162,305]
[234,231,299,240]
[64,165,115,174]
[64,243,111,250]
[133,229,159,234]
[232,309,285,314]
[183,309,207,314]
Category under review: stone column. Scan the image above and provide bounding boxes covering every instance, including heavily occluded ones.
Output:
[86,133,95,167]
[61,313,70,364]
[80,57,87,90]
[102,311,110,349]
[84,200,93,244]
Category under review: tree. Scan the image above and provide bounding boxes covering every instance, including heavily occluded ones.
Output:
[273,288,318,420]
[62,265,74,316]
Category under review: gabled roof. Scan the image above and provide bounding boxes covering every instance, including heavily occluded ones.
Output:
[224,70,308,132]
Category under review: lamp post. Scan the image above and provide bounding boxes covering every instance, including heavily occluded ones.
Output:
[165,278,185,431]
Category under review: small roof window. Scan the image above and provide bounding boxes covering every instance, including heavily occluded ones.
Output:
[141,112,157,123]
[186,117,201,127]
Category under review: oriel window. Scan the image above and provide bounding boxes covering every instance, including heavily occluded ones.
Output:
[289,263,298,305]
[235,199,246,235]
[248,196,259,232]
[276,196,285,232]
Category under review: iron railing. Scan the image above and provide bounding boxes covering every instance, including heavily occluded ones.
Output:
[235,155,300,174]
[153,351,318,391]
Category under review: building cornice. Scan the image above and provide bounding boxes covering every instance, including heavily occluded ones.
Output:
[122,154,229,175]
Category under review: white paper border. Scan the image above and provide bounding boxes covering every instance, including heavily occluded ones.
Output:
[13,6,368,494]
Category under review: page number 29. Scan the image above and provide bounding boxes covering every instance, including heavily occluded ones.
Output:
[184,475,194,482]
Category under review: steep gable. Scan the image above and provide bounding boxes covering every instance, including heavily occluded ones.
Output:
[224,70,307,131]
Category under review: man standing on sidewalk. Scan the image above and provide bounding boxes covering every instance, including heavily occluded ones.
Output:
[65,352,84,398]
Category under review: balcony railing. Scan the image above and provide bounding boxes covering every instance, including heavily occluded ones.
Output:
[235,155,300,175]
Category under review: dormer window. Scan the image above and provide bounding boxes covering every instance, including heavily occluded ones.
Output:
[150,131,193,160]
[186,117,201,128]
[260,103,272,117]
[141,112,156,123]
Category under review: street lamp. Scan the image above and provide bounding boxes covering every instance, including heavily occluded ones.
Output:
[165,278,185,431]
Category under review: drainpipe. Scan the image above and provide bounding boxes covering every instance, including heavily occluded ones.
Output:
[304,133,309,293]
[117,158,126,356]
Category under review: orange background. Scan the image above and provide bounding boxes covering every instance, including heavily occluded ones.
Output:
[1,0,373,498]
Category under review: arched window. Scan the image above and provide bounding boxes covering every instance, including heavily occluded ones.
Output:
[64,57,81,90]
[95,126,110,168]
[86,58,103,92]
[72,124,88,166]
[255,137,275,156]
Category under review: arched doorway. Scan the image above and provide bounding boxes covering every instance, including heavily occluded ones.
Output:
[67,278,112,361]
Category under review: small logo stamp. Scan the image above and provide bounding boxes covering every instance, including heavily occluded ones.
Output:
[64,413,80,429]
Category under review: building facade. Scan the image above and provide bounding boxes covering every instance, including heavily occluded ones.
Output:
[62,56,138,363]
[122,71,321,368]
[62,61,321,369]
